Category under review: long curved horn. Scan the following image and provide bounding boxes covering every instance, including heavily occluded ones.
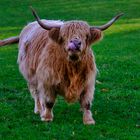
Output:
[30,6,61,30]
[90,13,124,31]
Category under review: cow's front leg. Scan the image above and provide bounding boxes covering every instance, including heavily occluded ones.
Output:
[38,85,56,122]
[80,73,96,125]
[80,92,95,125]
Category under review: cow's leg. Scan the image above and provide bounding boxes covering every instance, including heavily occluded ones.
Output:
[38,85,56,122]
[80,72,96,125]
[28,83,41,114]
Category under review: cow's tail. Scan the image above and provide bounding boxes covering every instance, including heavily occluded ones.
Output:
[0,36,19,47]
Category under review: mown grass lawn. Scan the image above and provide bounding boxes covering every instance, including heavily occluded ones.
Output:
[0,0,140,140]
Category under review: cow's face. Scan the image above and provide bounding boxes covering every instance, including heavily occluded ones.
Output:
[49,21,102,62]
[30,7,123,62]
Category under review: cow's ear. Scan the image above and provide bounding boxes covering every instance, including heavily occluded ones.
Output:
[89,29,102,44]
[49,28,60,42]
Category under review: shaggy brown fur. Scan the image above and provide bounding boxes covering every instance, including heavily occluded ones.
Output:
[0,10,123,124]
[1,20,102,125]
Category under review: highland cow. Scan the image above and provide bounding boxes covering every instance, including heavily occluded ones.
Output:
[0,8,123,124]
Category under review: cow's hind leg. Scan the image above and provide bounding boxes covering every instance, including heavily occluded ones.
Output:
[38,85,56,122]
[28,83,41,114]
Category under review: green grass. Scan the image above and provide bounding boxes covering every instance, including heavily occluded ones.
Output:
[0,0,140,140]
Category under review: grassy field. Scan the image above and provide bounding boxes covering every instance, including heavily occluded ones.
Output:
[0,0,140,140]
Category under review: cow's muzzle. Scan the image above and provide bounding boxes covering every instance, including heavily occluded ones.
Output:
[68,39,81,52]
[67,39,81,62]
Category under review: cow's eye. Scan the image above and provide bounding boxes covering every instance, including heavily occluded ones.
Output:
[59,37,64,44]
[86,34,89,41]
[86,34,90,39]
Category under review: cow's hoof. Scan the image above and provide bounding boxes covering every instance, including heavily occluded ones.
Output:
[41,112,53,122]
[34,108,40,114]
[34,103,41,114]
[41,117,53,122]
[83,118,95,125]
[83,110,95,125]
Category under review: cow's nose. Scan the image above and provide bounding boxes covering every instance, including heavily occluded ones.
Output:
[69,39,81,51]
[71,39,81,46]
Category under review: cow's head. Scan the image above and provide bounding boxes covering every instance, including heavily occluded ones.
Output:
[31,7,123,62]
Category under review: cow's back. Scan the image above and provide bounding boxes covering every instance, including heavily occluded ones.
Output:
[18,20,63,82]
